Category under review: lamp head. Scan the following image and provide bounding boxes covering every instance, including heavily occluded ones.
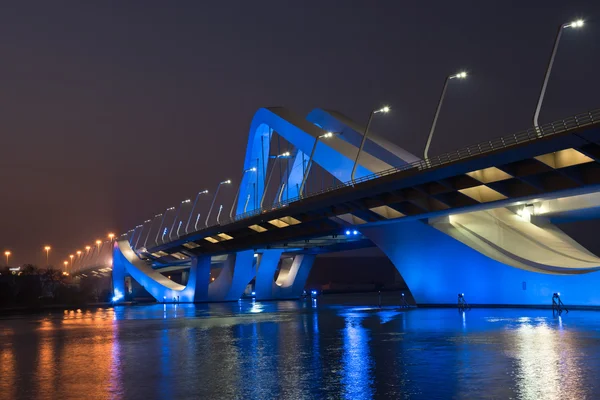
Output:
[567,19,584,28]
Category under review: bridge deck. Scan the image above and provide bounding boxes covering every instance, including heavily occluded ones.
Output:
[144,109,600,263]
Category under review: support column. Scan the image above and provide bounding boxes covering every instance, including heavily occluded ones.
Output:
[275,254,316,299]
[254,250,284,300]
[190,256,211,302]
[111,251,126,302]
[208,250,255,301]
[362,220,600,306]
[256,253,316,300]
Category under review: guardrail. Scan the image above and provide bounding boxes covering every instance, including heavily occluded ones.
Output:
[151,108,600,248]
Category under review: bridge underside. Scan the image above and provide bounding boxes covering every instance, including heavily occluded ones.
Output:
[362,219,600,306]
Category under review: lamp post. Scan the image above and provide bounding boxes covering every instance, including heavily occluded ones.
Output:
[63,261,68,271]
[69,254,74,270]
[185,190,209,234]
[95,240,102,252]
[260,152,291,208]
[44,246,51,266]
[423,71,468,160]
[4,251,10,265]
[230,167,257,220]
[533,19,584,129]
[300,132,335,198]
[169,199,191,241]
[351,106,390,182]
[206,180,231,227]
[108,233,115,241]
[155,207,174,245]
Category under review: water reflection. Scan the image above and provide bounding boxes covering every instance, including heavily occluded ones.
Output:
[1,305,600,399]
[341,312,373,399]
[510,318,587,400]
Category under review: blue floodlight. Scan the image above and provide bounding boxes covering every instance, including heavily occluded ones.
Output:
[311,290,317,296]
[112,289,123,302]
[352,230,359,235]
[251,291,256,296]
[345,230,351,235]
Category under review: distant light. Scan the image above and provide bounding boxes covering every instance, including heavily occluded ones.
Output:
[345,230,351,235]
[352,230,359,235]
[251,291,256,296]
[311,290,317,296]
[222,180,232,184]
[557,292,561,296]
[253,253,259,258]
[462,293,465,297]
[375,106,390,114]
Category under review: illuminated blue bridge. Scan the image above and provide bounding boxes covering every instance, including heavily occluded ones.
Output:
[76,107,600,306]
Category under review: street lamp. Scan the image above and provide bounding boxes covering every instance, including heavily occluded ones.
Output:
[85,245,91,252]
[229,167,257,220]
[169,199,191,241]
[206,180,231,227]
[108,233,115,241]
[143,213,162,248]
[69,254,74,269]
[300,132,336,198]
[44,246,51,266]
[261,152,292,208]
[95,240,102,252]
[533,19,584,129]
[423,71,468,160]
[351,106,390,182]
[4,251,10,265]
[155,207,175,245]
[185,190,209,234]
[63,261,68,271]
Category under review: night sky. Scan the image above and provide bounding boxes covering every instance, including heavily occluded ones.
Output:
[1,1,600,266]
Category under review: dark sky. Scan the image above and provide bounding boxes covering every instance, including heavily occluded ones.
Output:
[1,1,599,266]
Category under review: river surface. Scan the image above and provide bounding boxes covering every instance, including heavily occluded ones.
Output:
[1,299,600,400]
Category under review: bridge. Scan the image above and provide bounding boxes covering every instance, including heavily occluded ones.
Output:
[74,106,600,306]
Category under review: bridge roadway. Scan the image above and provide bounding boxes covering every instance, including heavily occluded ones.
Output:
[107,107,600,305]
[147,109,600,261]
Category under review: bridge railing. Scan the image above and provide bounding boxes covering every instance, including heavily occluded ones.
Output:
[151,108,599,248]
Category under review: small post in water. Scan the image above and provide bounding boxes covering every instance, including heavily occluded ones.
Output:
[457,293,470,311]
[552,292,569,314]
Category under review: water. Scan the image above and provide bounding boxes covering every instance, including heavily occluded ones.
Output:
[1,300,600,400]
